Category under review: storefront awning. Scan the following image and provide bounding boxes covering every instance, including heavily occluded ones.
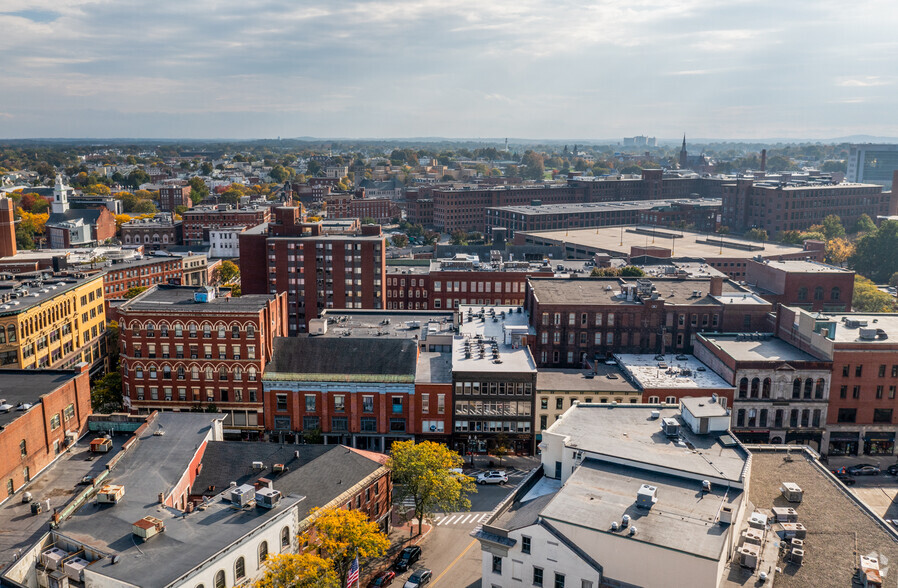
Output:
[865,432,896,442]
[829,431,860,441]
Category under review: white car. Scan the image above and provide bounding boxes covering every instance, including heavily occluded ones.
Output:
[476,471,508,485]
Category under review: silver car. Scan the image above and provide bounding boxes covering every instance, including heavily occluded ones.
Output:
[476,471,508,485]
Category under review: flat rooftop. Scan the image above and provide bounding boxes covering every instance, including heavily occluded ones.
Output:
[538,459,742,560]
[317,310,455,340]
[640,261,727,279]
[120,284,276,312]
[454,305,536,374]
[265,337,418,383]
[0,273,104,317]
[711,292,771,306]
[416,351,452,384]
[615,354,732,390]
[746,448,898,588]
[0,370,81,428]
[699,334,821,363]
[544,404,749,483]
[754,259,854,273]
[815,313,898,343]
[521,226,810,259]
[528,276,746,307]
[487,197,722,216]
[536,367,638,394]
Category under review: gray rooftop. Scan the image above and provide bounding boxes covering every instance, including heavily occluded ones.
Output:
[699,334,821,363]
[487,197,721,216]
[265,337,418,383]
[536,367,638,394]
[538,459,742,560]
[416,351,453,384]
[615,354,733,390]
[454,305,536,374]
[317,310,455,340]
[753,259,854,273]
[0,273,104,317]
[544,404,749,484]
[0,370,81,428]
[527,276,745,307]
[119,284,277,313]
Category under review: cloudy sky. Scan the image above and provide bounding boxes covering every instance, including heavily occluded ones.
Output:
[0,0,895,140]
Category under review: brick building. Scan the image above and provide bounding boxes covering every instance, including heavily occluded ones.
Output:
[120,214,183,251]
[524,276,773,368]
[695,333,831,449]
[744,259,854,312]
[721,177,891,235]
[484,198,721,237]
[117,285,288,437]
[777,306,898,456]
[614,353,734,407]
[102,255,195,300]
[0,365,92,502]
[182,204,271,246]
[158,182,192,212]
[404,189,434,225]
[326,196,400,223]
[433,184,581,232]
[239,208,386,332]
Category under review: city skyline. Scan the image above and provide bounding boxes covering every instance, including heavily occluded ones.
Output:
[1,0,896,139]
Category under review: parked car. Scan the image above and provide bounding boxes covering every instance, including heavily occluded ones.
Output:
[393,546,422,572]
[848,464,881,476]
[834,473,857,486]
[476,471,508,485]
[886,464,898,476]
[367,570,396,587]
[403,568,432,588]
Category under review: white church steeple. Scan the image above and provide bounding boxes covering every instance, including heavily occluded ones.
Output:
[52,174,70,214]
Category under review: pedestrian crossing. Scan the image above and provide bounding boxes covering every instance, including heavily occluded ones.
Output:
[433,512,492,527]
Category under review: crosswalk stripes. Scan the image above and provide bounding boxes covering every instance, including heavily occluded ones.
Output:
[433,512,492,526]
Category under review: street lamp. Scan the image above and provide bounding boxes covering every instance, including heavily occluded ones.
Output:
[467,434,478,466]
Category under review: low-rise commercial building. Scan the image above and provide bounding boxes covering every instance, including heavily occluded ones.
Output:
[744,258,854,312]
[120,214,183,251]
[182,204,271,246]
[614,353,734,405]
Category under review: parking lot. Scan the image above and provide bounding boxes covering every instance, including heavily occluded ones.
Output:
[825,454,898,518]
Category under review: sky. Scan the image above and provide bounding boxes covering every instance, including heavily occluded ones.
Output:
[0,0,896,140]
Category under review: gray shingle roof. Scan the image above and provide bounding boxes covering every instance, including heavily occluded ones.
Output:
[264,337,418,382]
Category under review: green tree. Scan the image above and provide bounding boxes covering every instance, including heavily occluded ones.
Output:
[822,215,846,240]
[619,266,646,277]
[744,228,769,242]
[124,286,148,299]
[853,276,895,312]
[91,372,123,412]
[212,260,240,285]
[270,165,293,183]
[821,160,847,173]
[188,177,209,204]
[619,165,643,175]
[889,272,898,288]
[389,440,476,535]
[200,161,214,175]
[255,553,337,588]
[391,234,409,248]
[361,217,376,225]
[853,214,877,235]
[125,169,150,188]
[308,508,389,588]
[450,230,469,246]
[850,220,898,283]
[492,433,511,467]
[521,151,545,180]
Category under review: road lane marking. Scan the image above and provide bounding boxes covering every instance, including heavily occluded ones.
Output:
[432,539,477,587]
[478,513,489,522]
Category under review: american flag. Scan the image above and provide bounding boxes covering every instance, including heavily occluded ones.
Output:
[346,556,360,587]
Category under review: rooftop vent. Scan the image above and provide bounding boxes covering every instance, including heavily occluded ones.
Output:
[701,480,711,493]
[780,482,803,503]
[661,417,680,437]
[230,484,256,508]
[621,514,630,527]
[650,410,661,419]
[132,516,165,539]
[629,526,637,536]
[636,484,658,509]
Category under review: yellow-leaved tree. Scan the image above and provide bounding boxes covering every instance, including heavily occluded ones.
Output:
[308,507,390,588]
[255,553,337,588]
[825,237,855,267]
[389,440,476,536]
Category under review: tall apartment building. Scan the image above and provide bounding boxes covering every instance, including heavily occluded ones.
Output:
[239,207,385,332]
[777,306,898,456]
[117,285,288,436]
[847,145,898,189]
[158,182,192,212]
[0,272,107,374]
[524,276,773,368]
[721,177,890,235]
[182,204,271,246]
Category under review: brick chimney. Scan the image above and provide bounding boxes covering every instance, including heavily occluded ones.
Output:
[709,276,723,296]
[0,198,17,258]
[760,149,767,173]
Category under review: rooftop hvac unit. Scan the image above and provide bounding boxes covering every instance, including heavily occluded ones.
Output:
[790,549,804,565]
[132,516,165,539]
[256,487,282,509]
[636,484,658,509]
[780,522,807,539]
[97,484,126,504]
[63,558,90,582]
[861,555,882,588]
[719,506,734,525]
[748,512,768,530]
[650,410,661,419]
[41,548,68,571]
[780,482,803,503]
[860,328,878,340]
[252,461,264,470]
[772,506,799,523]
[272,464,285,474]
[231,484,256,508]
[661,418,680,437]
[790,538,804,551]
[741,529,763,546]
[738,544,759,569]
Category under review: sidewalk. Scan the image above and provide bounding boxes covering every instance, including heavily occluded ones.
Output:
[361,509,433,584]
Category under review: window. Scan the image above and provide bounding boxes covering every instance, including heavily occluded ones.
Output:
[214,571,226,588]
[813,286,824,301]
[234,557,245,581]
[64,404,75,420]
[840,385,847,399]
[281,526,291,549]
[361,417,377,432]
[6,478,12,496]
[492,555,502,574]
[556,397,563,410]
[335,395,345,412]
[50,413,60,430]
[797,287,807,301]
[389,418,406,432]
[303,416,319,430]
[533,567,544,587]
[332,417,348,431]
[276,394,288,411]
[19,439,26,457]
[856,365,863,377]
[554,573,565,588]
[837,408,857,423]
[305,395,316,411]
[258,541,269,564]
[522,536,531,554]
[853,386,861,399]
[874,409,893,423]
[540,398,548,410]
[392,396,403,413]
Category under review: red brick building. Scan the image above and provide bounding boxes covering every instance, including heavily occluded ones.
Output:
[102,256,192,301]
[325,196,400,224]
[524,276,773,368]
[0,365,92,502]
[239,208,386,332]
[615,353,735,406]
[182,204,272,246]
[117,285,288,438]
[120,214,183,250]
[777,306,898,456]
[744,259,854,312]
[158,182,193,212]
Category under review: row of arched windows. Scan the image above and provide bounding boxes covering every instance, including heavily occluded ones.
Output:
[738,377,825,399]
[128,320,256,339]
[196,528,292,588]
[737,407,822,428]
[125,362,258,381]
